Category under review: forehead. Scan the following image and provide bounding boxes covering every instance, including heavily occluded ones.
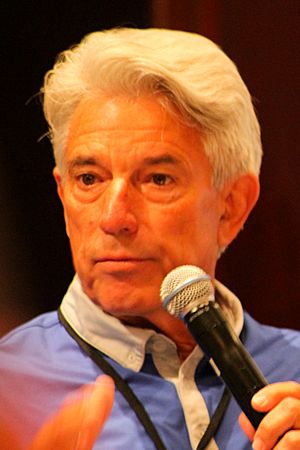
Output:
[65,94,213,185]
[67,94,202,148]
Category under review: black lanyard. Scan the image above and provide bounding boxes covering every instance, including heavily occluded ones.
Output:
[58,308,231,450]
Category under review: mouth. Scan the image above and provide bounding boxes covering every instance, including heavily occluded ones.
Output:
[97,255,147,262]
[94,256,151,273]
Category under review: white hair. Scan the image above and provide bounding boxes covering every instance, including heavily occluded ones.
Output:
[42,27,262,188]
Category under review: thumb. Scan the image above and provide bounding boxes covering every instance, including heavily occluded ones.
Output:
[30,375,115,450]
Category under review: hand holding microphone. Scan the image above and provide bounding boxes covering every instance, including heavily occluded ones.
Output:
[160,264,268,429]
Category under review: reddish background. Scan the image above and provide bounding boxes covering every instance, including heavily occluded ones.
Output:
[1,1,299,335]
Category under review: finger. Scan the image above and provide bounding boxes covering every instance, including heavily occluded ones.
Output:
[75,375,115,448]
[0,422,20,450]
[274,430,300,449]
[239,412,255,442]
[31,375,115,449]
[31,385,95,449]
[252,397,300,450]
[30,375,114,450]
[252,381,300,412]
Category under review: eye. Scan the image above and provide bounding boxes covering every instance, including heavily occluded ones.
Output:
[79,173,97,186]
[151,173,172,186]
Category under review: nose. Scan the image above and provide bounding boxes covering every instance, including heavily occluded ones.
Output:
[99,179,138,236]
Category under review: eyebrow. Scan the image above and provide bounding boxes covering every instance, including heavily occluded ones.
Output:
[68,157,98,171]
[141,154,181,166]
[68,154,180,169]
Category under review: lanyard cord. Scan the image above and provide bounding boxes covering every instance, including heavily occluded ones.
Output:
[58,308,231,450]
[196,387,230,450]
[58,308,167,450]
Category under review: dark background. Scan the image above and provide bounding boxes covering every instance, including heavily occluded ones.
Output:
[1,1,299,336]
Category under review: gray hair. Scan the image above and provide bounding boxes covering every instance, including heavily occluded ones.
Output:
[42,27,262,188]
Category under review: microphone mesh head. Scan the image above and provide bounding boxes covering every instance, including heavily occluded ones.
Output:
[160,265,214,317]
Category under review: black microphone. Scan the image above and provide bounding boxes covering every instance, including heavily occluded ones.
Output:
[160,265,267,429]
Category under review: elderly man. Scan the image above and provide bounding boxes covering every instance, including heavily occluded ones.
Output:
[0,28,299,450]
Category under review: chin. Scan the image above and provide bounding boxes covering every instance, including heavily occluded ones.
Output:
[87,285,159,317]
[101,298,160,319]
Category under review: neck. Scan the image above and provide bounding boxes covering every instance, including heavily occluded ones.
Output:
[121,308,197,362]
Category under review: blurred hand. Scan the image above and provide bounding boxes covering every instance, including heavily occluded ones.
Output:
[0,422,20,450]
[29,375,114,450]
[239,381,300,449]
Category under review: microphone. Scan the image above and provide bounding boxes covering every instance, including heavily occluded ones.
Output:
[160,265,268,429]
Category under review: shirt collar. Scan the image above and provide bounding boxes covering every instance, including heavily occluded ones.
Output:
[60,274,244,372]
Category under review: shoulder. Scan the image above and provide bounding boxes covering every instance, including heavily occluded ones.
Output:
[0,311,92,447]
[243,312,300,381]
[244,312,300,346]
[0,311,77,368]
[0,311,61,348]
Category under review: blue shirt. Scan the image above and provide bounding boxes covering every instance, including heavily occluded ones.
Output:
[1,277,300,449]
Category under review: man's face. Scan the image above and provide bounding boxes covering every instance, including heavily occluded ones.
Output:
[55,95,225,321]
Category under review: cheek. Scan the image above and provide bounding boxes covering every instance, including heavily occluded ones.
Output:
[64,199,95,233]
[63,204,92,255]
[155,195,221,270]
[146,204,194,268]
[159,193,219,240]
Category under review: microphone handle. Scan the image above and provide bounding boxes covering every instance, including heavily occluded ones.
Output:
[185,302,267,429]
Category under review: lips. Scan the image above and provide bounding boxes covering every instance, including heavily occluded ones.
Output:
[94,255,152,273]
[96,255,147,263]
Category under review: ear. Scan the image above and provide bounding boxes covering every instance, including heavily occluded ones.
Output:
[53,166,64,201]
[217,173,260,249]
[53,167,70,237]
